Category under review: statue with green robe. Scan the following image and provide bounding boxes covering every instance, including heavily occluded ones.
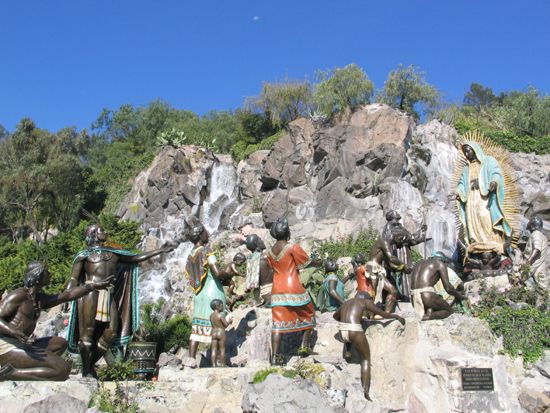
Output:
[455,141,511,257]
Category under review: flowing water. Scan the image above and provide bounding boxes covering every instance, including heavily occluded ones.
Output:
[139,161,238,304]
[201,162,238,234]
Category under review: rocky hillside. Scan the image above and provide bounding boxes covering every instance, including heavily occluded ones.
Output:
[116,104,550,309]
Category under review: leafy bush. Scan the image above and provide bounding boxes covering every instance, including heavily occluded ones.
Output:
[252,367,280,384]
[477,305,549,365]
[453,114,550,155]
[317,229,378,260]
[472,285,550,365]
[140,299,192,354]
[92,359,142,413]
[231,130,285,161]
[252,361,327,386]
[313,64,374,117]
[98,359,136,382]
[0,215,142,295]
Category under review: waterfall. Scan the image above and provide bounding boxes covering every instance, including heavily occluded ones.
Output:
[138,242,194,304]
[137,162,238,305]
[201,162,238,234]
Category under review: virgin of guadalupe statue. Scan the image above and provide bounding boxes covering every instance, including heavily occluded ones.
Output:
[453,131,520,258]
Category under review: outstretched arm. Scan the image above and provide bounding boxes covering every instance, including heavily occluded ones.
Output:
[41,276,115,309]
[119,246,173,264]
[438,262,464,301]
[366,300,405,325]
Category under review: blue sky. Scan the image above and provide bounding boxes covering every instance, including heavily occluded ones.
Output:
[1,1,549,132]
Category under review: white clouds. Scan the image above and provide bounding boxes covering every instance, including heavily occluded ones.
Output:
[252,16,260,21]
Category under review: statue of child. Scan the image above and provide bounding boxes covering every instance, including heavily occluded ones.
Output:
[209,299,231,367]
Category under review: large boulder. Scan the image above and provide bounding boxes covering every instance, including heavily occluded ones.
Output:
[242,374,344,413]
[259,104,413,230]
[0,379,97,413]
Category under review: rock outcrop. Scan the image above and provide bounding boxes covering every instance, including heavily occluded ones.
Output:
[7,307,549,413]
[112,104,550,317]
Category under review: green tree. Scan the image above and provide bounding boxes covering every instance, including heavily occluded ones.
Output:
[378,64,440,119]
[498,88,550,138]
[0,119,87,241]
[249,79,313,127]
[0,124,8,142]
[234,109,278,144]
[463,83,497,113]
[313,64,374,117]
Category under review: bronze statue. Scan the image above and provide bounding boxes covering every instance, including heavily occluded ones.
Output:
[0,262,112,381]
[409,252,465,320]
[347,254,375,297]
[453,131,520,260]
[66,224,172,378]
[209,299,231,367]
[267,219,316,365]
[333,291,405,401]
[522,216,548,289]
[316,259,346,312]
[383,210,428,299]
[464,251,503,277]
[244,234,273,307]
[220,253,246,311]
[185,223,226,360]
[366,231,412,313]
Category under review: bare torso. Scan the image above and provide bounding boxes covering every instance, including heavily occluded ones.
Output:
[83,250,121,283]
[336,298,368,324]
[410,260,443,289]
[369,239,388,266]
[1,289,40,337]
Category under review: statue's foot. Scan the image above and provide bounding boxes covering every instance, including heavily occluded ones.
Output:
[0,364,14,379]
[364,391,372,401]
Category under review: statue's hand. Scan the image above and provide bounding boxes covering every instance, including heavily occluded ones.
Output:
[403,265,413,274]
[489,181,497,192]
[162,244,176,253]
[92,275,116,290]
[11,329,29,344]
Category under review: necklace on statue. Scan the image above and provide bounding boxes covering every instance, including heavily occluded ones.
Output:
[25,288,42,319]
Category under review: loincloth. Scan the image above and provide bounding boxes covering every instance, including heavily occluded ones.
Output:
[338,322,363,343]
[411,286,436,320]
[0,335,21,357]
[366,260,386,304]
[86,281,113,322]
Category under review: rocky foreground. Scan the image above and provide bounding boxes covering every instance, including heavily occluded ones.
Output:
[2,306,549,413]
